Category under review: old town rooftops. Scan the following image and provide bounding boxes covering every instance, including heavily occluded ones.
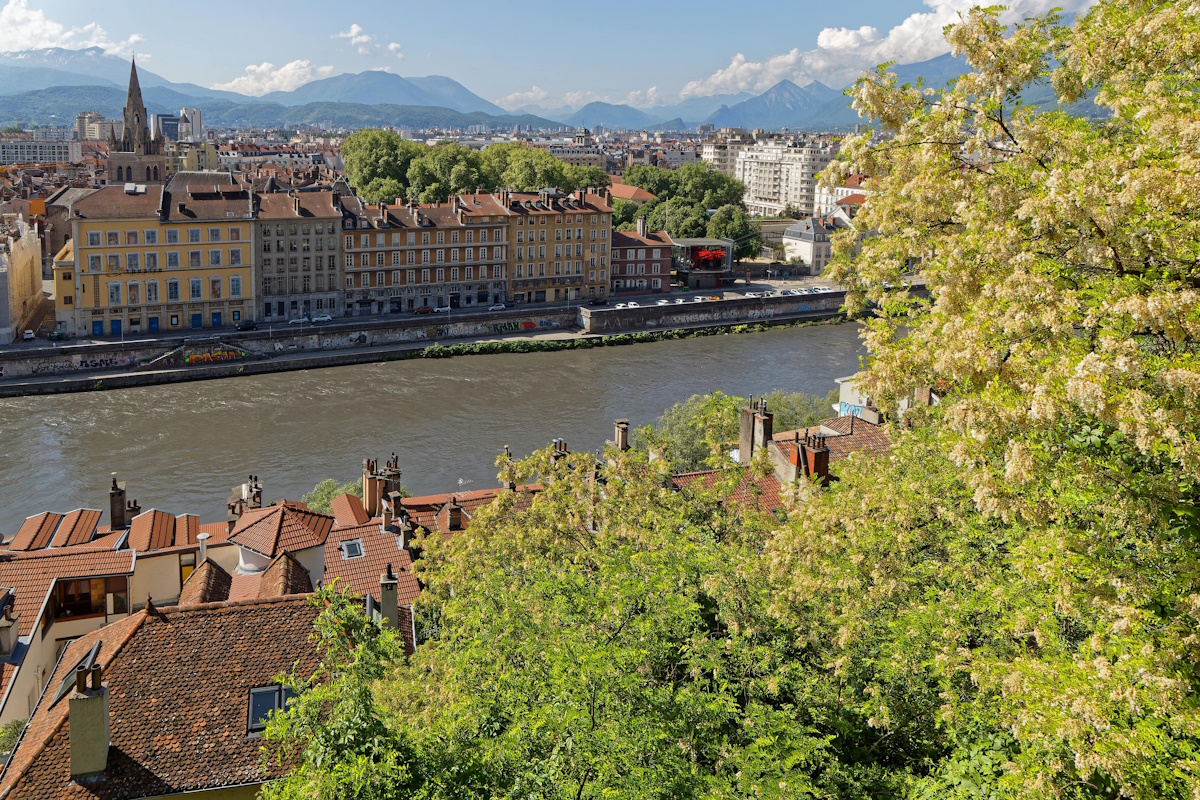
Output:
[772,416,891,465]
[399,484,541,536]
[0,596,321,800]
[258,189,340,219]
[3,508,228,556]
[227,502,334,558]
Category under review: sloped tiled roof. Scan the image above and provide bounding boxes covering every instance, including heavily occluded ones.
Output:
[330,493,370,528]
[672,468,784,513]
[228,504,334,558]
[177,559,232,607]
[324,522,420,606]
[0,596,321,799]
[0,550,136,639]
[226,552,313,602]
[399,485,540,536]
[772,416,891,465]
[47,510,104,549]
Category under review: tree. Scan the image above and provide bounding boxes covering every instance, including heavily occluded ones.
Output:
[707,204,762,261]
[405,143,483,203]
[341,129,426,202]
[301,477,364,515]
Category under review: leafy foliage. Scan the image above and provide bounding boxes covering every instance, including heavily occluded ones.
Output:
[621,163,748,240]
[301,477,365,515]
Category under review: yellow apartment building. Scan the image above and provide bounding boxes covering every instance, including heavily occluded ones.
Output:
[63,179,255,336]
[496,188,613,304]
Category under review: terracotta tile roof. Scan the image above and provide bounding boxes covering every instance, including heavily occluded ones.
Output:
[8,514,63,551]
[608,182,657,202]
[324,523,420,606]
[47,510,103,549]
[330,493,370,528]
[0,596,321,799]
[399,485,540,535]
[228,504,334,558]
[177,559,232,607]
[612,229,672,249]
[773,416,891,464]
[0,550,136,639]
[838,193,868,206]
[127,509,173,551]
[225,552,313,603]
[672,467,784,513]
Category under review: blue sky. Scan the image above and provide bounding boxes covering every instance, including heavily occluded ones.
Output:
[4,0,1092,107]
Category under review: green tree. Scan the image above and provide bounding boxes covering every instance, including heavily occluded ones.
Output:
[301,477,364,515]
[610,197,641,230]
[707,204,762,261]
[406,143,484,203]
[341,129,426,202]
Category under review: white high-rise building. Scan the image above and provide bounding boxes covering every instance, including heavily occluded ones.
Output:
[734,139,839,217]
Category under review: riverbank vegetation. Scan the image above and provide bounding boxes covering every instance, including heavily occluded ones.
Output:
[266,3,1200,797]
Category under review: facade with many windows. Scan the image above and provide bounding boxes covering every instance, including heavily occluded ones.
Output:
[611,225,673,295]
[496,188,612,304]
[340,193,509,315]
[63,182,254,336]
[257,191,343,321]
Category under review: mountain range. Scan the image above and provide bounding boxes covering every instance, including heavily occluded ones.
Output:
[0,47,1097,133]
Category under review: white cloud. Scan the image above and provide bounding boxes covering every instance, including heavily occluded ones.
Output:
[334,23,376,56]
[210,60,335,96]
[0,0,143,57]
[497,85,548,109]
[387,42,404,59]
[680,0,1096,98]
[623,86,661,107]
[563,90,610,108]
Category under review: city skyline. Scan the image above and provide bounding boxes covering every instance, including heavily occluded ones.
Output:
[2,0,1094,109]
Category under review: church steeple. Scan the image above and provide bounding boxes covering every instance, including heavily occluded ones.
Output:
[122,57,151,156]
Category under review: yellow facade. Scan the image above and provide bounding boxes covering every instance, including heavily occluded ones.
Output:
[164,141,220,174]
[52,239,76,325]
[69,205,254,336]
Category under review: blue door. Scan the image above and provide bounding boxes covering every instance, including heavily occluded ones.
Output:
[211,312,222,328]
[148,317,159,333]
[190,313,202,329]
[92,321,103,337]
[110,319,121,337]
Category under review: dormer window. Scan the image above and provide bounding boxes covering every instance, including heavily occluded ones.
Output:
[247,684,297,734]
[340,539,363,559]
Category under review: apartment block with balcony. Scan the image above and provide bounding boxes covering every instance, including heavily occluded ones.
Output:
[734,140,839,217]
[340,193,509,315]
[498,188,612,305]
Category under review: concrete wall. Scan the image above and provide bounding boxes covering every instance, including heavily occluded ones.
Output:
[579,292,845,335]
[0,309,576,379]
[130,552,187,610]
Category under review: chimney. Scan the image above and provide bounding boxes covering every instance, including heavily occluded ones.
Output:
[636,216,647,237]
[753,399,774,453]
[197,532,210,564]
[446,498,463,532]
[381,506,393,532]
[397,509,413,550]
[109,474,127,530]
[738,401,755,464]
[69,665,110,781]
[293,196,301,215]
[613,419,630,452]
[804,434,831,486]
[362,459,380,517]
[379,564,399,629]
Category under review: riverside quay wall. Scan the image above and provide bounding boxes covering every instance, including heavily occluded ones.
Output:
[578,291,846,335]
[0,309,577,379]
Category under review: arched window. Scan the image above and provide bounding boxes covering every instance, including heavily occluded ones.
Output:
[153,166,159,181]
[116,166,123,182]
[146,166,151,182]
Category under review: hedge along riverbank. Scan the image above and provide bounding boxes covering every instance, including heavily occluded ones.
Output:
[415,315,851,359]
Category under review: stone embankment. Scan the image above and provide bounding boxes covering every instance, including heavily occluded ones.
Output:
[0,292,852,397]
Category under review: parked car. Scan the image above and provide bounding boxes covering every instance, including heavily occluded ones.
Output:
[626,301,641,308]
[692,296,706,303]
[311,314,333,324]
[656,299,671,306]
[433,306,451,313]
[615,303,627,309]
[235,320,258,331]
[48,330,66,341]
[674,298,687,304]
[22,329,34,340]
[709,295,723,301]
[488,303,506,311]
[287,316,310,325]
[588,298,608,306]
[743,292,760,298]
[414,306,434,314]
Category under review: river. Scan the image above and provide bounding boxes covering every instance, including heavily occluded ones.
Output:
[0,322,865,528]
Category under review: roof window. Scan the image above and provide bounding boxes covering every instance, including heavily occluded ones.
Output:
[340,539,363,559]
[247,684,297,735]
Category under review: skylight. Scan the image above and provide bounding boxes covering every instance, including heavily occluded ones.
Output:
[340,539,363,559]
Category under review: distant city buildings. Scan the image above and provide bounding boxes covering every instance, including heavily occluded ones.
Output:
[734,138,839,217]
[0,138,82,166]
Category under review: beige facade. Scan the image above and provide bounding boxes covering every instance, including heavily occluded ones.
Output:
[0,215,43,344]
[257,191,344,320]
[500,188,612,304]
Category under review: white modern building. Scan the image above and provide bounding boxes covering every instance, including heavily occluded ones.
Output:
[734,139,839,217]
[0,138,82,166]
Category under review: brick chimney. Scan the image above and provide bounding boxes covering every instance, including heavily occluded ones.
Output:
[738,400,756,464]
[446,498,463,532]
[636,216,647,237]
[69,665,109,781]
[362,459,380,517]
[753,399,774,454]
[803,433,831,486]
[108,474,127,530]
[379,564,399,629]
[613,418,630,452]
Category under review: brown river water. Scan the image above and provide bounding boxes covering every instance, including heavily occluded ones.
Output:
[0,322,864,528]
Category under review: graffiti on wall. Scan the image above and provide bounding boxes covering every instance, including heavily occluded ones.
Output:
[184,350,244,366]
[747,307,776,320]
[30,354,139,375]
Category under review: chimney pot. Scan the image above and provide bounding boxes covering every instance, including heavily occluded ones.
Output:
[75,666,88,694]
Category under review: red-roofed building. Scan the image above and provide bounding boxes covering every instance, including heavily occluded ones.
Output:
[608,181,657,204]
[324,521,420,652]
[0,596,321,799]
[611,220,672,295]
